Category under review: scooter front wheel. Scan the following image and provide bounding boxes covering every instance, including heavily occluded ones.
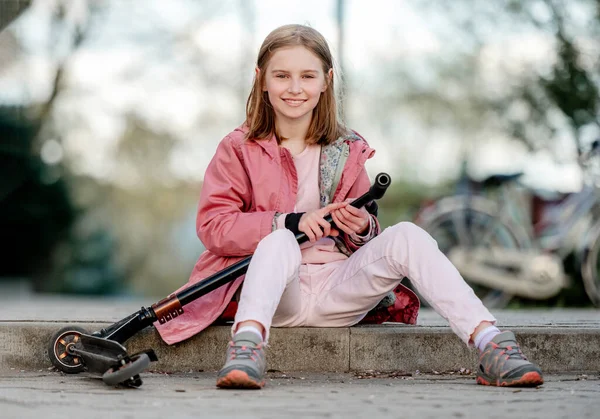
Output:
[102,353,151,387]
[48,326,89,373]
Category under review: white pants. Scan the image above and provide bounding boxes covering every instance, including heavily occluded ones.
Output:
[234,222,496,345]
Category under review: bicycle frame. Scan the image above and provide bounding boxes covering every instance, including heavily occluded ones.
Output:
[463,172,600,259]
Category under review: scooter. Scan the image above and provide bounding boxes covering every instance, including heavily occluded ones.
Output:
[47,173,392,387]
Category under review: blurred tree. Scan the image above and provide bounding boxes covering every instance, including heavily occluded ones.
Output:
[0,0,127,295]
[358,0,600,228]
[430,0,600,154]
[532,0,599,153]
[21,1,243,296]
[0,106,74,281]
[0,0,32,31]
[0,2,76,286]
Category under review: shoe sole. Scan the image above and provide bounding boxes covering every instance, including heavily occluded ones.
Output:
[216,369,265,389]
[476,371,544,387]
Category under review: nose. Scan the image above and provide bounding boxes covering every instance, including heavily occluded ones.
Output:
[288,77,302,94]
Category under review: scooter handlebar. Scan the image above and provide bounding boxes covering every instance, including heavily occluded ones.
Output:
[350,172,391,208]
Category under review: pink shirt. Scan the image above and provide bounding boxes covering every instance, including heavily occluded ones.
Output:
[277,144,348,264]
[292,144,321,212]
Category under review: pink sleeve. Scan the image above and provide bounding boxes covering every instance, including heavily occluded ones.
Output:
[276,213,289,230]
[345,166,372,199]
[196,135,276,257]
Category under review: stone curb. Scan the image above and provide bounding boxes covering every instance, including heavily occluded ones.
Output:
[1,322,598,374]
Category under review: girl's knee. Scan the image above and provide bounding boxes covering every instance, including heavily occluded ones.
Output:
[258,229,301,262]
[388,221,438,249]
[264,228,296,244]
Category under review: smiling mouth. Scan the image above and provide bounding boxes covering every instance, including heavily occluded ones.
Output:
[282,99,307,106]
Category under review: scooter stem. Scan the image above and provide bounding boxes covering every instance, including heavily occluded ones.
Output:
[100,173,391,343]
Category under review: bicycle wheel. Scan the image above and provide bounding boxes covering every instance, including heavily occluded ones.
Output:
[581,231,600,307]
[417,197,531,308]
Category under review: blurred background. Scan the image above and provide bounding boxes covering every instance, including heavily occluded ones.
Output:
[1,0,599,309]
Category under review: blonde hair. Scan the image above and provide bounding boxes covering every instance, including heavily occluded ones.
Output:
[245,24,346,145]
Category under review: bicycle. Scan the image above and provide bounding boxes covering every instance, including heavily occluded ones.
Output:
[413,142,600,308]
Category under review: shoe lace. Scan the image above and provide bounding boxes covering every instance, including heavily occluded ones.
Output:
[229,342,261,361]
[502,345,527,360]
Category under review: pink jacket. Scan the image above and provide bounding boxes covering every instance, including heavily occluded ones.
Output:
[155,125,419,344]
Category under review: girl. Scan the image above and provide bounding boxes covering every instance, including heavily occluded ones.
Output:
[156,24,543,389]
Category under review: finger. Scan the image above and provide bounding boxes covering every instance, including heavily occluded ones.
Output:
[331,211,340,230]
[323,202,348,214]
[327,213,341,237]
[303,217,320,241]
[338,206,355,221]
[332,211,354,234]
[340,207,366,227]
[338,218,355,234]
[342,205,362,216]
[312,223,324,240]
[338,218,362,234]
[308,218,324,240]
[337,207,362,230]
[316,217,331,237]
[301,225,315,242]
[340,205,363,219]
[340,217,362,233]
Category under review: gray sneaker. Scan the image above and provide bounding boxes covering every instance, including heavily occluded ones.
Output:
[216,331,266,389]
[477,331,544,387]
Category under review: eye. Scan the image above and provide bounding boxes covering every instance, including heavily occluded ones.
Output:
[276,74,288,78]
[302,75,315,79]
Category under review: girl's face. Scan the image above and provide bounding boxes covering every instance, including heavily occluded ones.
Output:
[262,46,330,129]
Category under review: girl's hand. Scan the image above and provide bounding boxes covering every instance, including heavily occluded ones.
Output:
[331,199,370,235]
[299,202,347,242]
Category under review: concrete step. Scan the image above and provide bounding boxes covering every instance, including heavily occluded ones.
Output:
[2,321,599,374]
[1,295,598,374]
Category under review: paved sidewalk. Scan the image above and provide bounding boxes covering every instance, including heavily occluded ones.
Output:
[1,371,598,419]
[1,295,599,374]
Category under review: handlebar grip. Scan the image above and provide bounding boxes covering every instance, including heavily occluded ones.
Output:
[350,172,391,209]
